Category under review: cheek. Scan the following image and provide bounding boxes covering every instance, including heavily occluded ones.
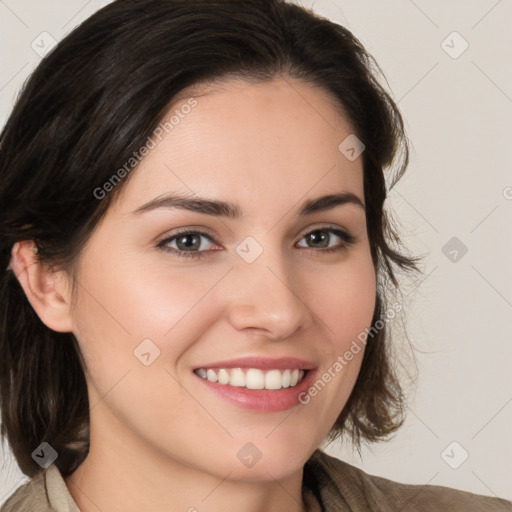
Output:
[310,251,377,345]
[299,250,376,414]
[69,259,225,437]
[70,253,232,400]
[75,248,230,340]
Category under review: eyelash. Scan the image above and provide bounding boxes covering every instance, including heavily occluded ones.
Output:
[157,227,356,260]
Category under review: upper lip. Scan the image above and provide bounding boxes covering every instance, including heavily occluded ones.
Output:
[193,357,316,371]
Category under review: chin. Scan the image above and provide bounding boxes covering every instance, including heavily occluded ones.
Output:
[219,435,317,482]
[224,455,308,483]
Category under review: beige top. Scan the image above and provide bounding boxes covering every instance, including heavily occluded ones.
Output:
[1,449,510,511]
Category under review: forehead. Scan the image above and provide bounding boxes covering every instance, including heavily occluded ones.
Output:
[113,76,364,217]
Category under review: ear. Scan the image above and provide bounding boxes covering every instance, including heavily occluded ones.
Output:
[9,240,74,333]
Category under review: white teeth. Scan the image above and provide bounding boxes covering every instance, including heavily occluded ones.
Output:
[194,367,307,390]
[264,369,282,390]
[246,369,264,389]
[217,368,230,385]
[206,369,218,382]
[230,368,245,387]
[282,369,291,388]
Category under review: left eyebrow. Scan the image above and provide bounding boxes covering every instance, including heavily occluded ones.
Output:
[298,192,365,215]
[130,192,365,218]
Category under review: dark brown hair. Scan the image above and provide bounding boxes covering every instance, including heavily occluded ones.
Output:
[0,0,420,478]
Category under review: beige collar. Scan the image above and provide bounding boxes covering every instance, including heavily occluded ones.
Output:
[44,465,81,512]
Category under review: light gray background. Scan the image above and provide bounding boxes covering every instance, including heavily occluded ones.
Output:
[1,0,511,504]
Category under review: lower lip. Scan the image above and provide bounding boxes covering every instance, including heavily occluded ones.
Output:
[194,370,317,412]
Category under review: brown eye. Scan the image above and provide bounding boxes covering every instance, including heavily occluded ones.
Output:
[157,230,217,259]
[296,228,355,253]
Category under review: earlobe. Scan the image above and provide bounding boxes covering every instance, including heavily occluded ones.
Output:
[9,240,75,333]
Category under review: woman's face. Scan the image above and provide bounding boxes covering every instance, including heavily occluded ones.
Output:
[68,76,376,480]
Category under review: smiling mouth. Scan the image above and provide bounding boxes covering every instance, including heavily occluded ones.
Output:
[193,367,307,390]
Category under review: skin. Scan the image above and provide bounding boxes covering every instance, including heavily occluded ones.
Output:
[11,75,376,512]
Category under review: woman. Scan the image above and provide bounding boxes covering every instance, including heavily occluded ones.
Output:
[0,1,509,511]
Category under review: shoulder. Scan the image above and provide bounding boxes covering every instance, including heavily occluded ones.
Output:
[305,449,512,512]
[0,471,49,512]
[0,464,79,512]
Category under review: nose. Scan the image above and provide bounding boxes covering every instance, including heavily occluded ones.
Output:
[225,250,314,341]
